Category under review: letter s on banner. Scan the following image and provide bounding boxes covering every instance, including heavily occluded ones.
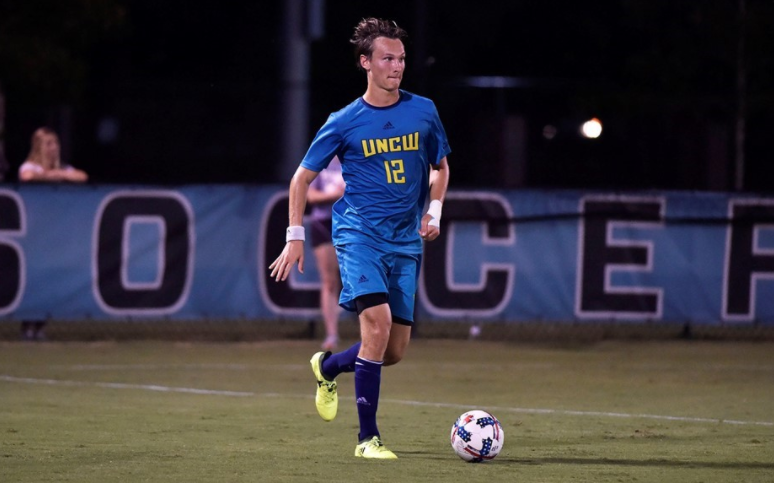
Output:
[92,191,194,316]
[0,190,26,315]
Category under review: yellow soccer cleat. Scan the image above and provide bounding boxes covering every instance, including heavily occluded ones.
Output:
[310,351,338,421]
[354,436,398,459]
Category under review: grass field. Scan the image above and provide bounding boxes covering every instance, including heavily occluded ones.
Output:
[1,339,773,482]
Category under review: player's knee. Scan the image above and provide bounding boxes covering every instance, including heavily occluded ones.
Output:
[370,322,392,343]
[383,351,403,366]
[360,314,391,341]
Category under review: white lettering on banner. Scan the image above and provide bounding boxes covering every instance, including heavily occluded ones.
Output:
[723,199,774,321]
[92,190,195,316]
[575,195,665,319]
[0,189,26,315]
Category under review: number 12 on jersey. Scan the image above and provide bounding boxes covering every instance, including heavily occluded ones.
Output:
[384,159,406,184]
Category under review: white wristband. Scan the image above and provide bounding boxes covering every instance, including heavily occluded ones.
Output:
[286,226,305,242]
[426,199,442,228]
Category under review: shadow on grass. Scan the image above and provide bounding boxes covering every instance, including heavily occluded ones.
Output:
[494,457,774,469]
[397,451,774,470]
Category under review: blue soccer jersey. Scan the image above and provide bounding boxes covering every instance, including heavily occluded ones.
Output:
[301,90,451,255]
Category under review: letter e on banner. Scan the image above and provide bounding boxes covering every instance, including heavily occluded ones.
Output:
[576,196,664,319]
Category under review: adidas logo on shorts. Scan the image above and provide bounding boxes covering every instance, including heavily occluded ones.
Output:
[358,275,369,283]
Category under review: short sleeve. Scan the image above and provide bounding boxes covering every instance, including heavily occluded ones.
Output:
[18,161,43,178]
[426,103,451,167]
[301,114,342,173]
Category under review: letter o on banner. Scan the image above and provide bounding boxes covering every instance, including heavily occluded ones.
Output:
[93,191,194,315]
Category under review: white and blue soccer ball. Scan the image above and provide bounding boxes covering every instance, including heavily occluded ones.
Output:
[450,410,505,462]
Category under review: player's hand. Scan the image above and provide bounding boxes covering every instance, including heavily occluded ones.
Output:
[419,214,440,242]
[269,241,305,282]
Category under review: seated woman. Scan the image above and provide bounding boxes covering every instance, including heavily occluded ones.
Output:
[18,127,88,183]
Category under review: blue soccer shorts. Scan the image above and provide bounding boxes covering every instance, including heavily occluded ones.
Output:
[335,243,421,324]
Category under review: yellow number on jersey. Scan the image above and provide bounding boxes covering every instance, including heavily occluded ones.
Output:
[383,159,405,184]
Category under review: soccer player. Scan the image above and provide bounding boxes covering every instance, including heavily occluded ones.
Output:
[269,17,451,459]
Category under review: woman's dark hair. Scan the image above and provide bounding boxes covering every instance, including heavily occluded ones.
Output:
[350,18,408,70]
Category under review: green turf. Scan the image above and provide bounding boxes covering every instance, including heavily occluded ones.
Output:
[1,340,773,482]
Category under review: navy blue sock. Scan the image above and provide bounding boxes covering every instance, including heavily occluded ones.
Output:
[354,357,382,441]
[321,342,361,380]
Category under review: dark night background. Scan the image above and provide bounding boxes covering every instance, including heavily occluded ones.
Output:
[1,0,773,191]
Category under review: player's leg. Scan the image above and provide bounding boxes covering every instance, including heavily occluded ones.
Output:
[353,297,397,459]
[357,298,392,361]
[317,243,381,381]
[309,229,345,421]
[340,244,397,457]
[314,241,342,351]
[383,323,411,366]
[310,243,383,424]
[354,252,420,458]
[354,297,391,438]
[310,340,362,422]
[383,253,420,366]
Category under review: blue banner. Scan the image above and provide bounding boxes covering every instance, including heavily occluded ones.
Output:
[1,185,773,324]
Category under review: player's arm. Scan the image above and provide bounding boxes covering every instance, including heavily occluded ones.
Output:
[428,156,450,203]
[307,180,345,204]
[269,166,319,281]
[61,166,88,182]
[420,156,450,241]
[20,166,88,183]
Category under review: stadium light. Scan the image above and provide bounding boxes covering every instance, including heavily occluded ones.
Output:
[580,118,602,139]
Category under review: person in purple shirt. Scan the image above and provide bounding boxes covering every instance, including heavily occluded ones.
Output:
[307,157,345,351]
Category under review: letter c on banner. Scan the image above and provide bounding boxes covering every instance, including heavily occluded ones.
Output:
[419,192,515,317]
[92,191,194,315]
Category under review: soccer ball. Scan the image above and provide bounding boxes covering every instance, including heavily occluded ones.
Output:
[450,410,504,462]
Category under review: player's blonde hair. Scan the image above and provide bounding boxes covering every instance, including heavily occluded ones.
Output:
[350,18,408,71]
